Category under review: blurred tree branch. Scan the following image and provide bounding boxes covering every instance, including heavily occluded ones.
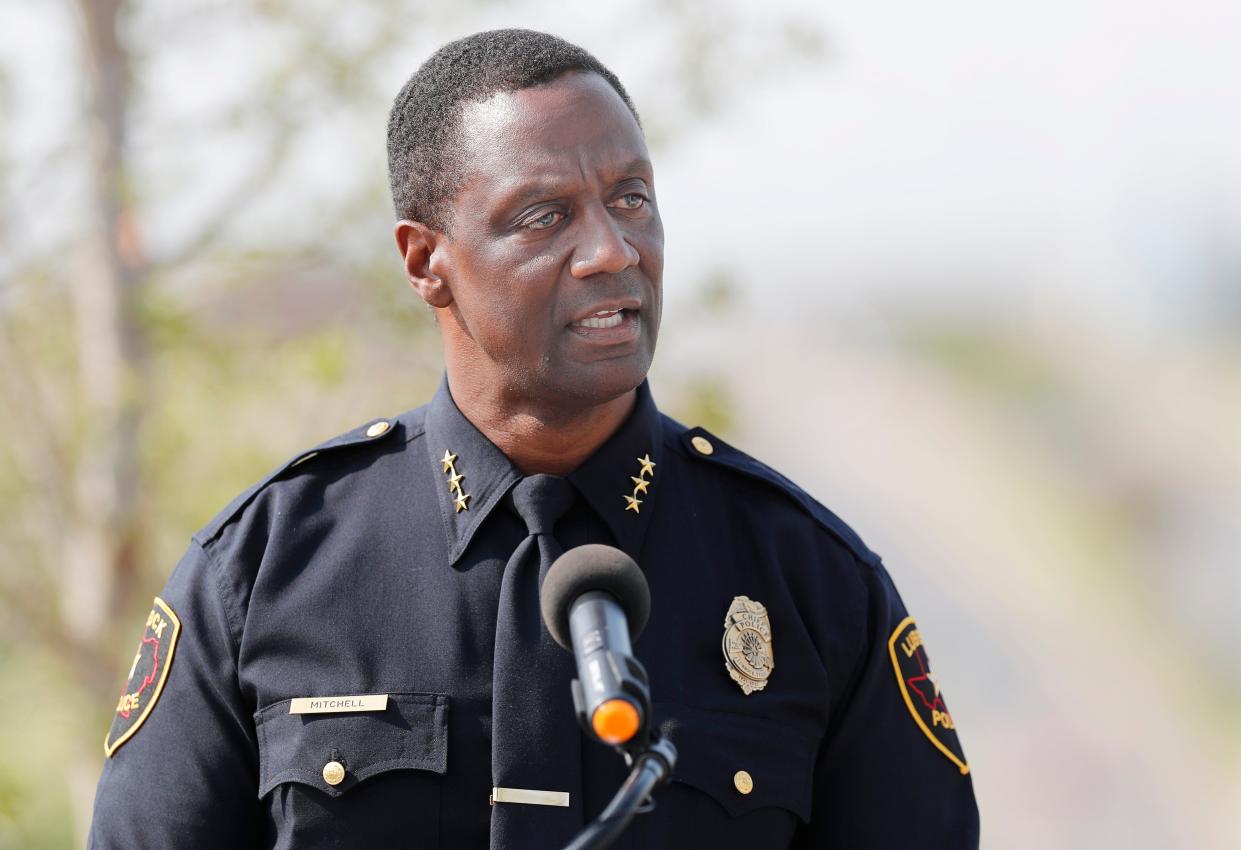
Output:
[151,124,293,271]
[0,321,69,531]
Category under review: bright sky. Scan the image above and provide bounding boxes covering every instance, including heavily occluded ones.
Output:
[653,1,1241,329]
[5,0,1239,332]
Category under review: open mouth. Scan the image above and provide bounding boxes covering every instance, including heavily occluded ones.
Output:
[570,307,629,330]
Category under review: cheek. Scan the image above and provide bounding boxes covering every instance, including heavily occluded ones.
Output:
[456,251,563,352]
[638,234,665,296]
[633,213,665,270]
[505,252,564,326]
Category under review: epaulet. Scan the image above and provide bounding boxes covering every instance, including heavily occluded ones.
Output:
[195,416,401,546]
[678,425,882,567]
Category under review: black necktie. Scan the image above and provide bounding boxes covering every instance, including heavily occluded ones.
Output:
[491,474,584,849]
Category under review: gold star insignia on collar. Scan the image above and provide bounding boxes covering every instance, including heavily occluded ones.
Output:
[440,450,470,512]
[440,450,458,473]
[622,453,655,516]
[637,454,656,478]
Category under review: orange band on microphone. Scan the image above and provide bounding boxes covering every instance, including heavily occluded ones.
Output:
[591,698,641,744]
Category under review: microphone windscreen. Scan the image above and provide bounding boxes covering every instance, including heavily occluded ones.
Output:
[540,544,651,650]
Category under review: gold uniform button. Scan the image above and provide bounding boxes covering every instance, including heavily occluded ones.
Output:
[322,760,346,786]
[733,770,753,794]
[366,421,390,438]
[691,435,714,455]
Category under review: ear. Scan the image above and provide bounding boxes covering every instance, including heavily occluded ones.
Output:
[394,220,453,309]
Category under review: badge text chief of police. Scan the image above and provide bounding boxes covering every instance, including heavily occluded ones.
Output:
[89,29,979,850]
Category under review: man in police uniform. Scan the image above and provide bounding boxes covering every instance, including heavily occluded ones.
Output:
[89,29,979,849]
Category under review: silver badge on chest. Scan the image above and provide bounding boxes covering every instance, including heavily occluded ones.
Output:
[722,596,775,695]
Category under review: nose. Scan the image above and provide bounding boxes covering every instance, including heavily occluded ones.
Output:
[570,206,640,279]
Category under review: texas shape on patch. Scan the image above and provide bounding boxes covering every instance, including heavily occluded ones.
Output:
[105,597,181,757]
[887,616,969,775]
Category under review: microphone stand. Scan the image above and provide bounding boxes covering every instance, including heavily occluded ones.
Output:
[559,736,678,850]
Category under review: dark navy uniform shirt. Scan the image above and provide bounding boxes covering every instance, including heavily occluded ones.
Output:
[89,380,979,848]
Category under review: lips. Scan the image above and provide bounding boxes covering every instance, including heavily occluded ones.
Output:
[568,297,641,329]
[572,308,628,329]
[566,302,642,346]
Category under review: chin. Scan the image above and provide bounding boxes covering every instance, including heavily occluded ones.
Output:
[547,355,651,409]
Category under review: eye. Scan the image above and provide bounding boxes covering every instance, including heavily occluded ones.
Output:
[612,193,647,210]
[525,210,565,231]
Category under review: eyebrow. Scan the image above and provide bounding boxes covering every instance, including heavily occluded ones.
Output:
[611,157,655,181]
[498,158,655,212]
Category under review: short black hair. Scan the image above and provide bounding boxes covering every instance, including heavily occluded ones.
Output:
[387,29,639,232]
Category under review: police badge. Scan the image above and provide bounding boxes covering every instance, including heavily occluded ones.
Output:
[722,596,774,694]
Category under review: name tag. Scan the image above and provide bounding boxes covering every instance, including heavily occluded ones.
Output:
[289,694,389,714]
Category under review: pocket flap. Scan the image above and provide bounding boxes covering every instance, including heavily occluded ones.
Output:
[255,692,448,798]
[655,702,816,822]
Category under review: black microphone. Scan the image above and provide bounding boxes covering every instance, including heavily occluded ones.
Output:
[540,544,652,748]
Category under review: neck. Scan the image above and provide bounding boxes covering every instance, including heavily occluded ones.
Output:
[446,373,637,476]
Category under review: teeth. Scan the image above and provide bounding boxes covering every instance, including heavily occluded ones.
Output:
[574,309,626,329]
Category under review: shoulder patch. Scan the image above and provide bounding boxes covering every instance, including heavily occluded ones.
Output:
[679,426,880,566]
[195,416,402,545]
[105,597,181,757]
[888,617,969,774]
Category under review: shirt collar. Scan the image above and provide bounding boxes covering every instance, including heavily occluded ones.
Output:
[424,378,663,566]
[566,379,662,563]
[424,379,522,566]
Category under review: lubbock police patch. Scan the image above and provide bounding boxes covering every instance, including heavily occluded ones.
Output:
[887,617,969,775]
[104,597,181,757]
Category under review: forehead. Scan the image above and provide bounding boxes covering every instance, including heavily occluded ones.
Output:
[455,72,650,200]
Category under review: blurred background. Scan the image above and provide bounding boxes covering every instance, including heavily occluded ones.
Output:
[1,0,1238,846]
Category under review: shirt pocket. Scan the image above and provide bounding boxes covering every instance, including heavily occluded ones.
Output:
[632,702,816,847]
[254,692,448,849]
